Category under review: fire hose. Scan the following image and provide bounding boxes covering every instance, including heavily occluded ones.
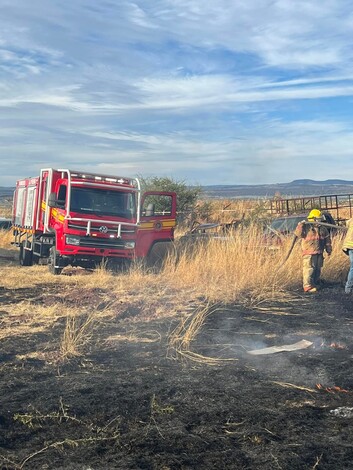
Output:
[279,221,347,269]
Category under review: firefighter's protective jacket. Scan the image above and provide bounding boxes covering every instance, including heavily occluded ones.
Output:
[294,221,332,256]
[342,218,353,253]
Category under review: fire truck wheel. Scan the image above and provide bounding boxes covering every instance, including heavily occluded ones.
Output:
[146,242,176,272]
[19,242,33,266]
[48,247,63,275]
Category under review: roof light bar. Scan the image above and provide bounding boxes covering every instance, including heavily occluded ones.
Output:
[68,172,136,186]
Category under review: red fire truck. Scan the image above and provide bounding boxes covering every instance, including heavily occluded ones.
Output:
[12,168,177,274]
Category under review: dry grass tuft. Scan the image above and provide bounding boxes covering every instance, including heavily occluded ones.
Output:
[168,303,238,365]
[169,303,211,351]
[59,313,96,360]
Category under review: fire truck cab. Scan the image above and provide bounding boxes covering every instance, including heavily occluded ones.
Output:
[12,168,177,274]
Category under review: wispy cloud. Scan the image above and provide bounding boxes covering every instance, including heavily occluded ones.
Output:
[2,74,353,114]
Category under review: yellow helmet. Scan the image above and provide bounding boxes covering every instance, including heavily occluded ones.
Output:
[308,209,322,220]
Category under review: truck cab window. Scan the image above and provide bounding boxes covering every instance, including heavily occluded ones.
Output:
[143,195,172,216]
[70,187,136,219]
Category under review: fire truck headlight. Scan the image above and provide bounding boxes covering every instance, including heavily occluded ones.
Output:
[124,241,135,249]
[66,235,80,246]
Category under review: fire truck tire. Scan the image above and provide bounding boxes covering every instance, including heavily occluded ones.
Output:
[146,242,176,272]
[19,242,33,266]
[48,247,63,275]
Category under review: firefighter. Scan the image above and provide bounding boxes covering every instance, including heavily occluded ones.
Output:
[294,209,332,293]
[342,218,353,294]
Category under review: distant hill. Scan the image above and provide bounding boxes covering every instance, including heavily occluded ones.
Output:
[0,187,14,200]
[2,180,353,200]
[202,179,353,198]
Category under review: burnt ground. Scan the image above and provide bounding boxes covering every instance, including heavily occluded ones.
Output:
[0,269,353,469]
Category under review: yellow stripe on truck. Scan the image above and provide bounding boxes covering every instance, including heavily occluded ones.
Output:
[51,208,65,222]
[161,220,176,228]
[139,219,176,230]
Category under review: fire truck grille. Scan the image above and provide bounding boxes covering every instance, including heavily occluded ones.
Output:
[67,222,136,235]
[75,237,132,249]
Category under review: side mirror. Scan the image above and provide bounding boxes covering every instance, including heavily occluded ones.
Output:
[48,192,65,208]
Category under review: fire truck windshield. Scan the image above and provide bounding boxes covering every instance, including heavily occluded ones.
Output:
[70,187,136,219]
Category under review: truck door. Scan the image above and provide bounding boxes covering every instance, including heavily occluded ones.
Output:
[136,191,177,259]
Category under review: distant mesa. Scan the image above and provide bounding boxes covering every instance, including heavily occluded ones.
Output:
[202,179,353,198]
[289,179,353,186]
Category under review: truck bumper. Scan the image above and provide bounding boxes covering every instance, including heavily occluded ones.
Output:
[61,247,135,259]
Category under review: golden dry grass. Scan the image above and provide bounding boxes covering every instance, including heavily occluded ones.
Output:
[169,225,292,305]
[0,200,351,364]
[177,224,349,303]
[0,202,12,219]
[0,228,13,249]
[0,222,349,308]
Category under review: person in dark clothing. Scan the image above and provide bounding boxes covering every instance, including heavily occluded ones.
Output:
[294,209,332,293]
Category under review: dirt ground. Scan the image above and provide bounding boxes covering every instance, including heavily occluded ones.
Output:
[0,257,353,469]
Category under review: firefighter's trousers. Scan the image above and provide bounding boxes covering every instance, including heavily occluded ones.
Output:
[302,254,324,291]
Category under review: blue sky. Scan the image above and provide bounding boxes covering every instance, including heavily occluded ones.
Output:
[1,0,353,186]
